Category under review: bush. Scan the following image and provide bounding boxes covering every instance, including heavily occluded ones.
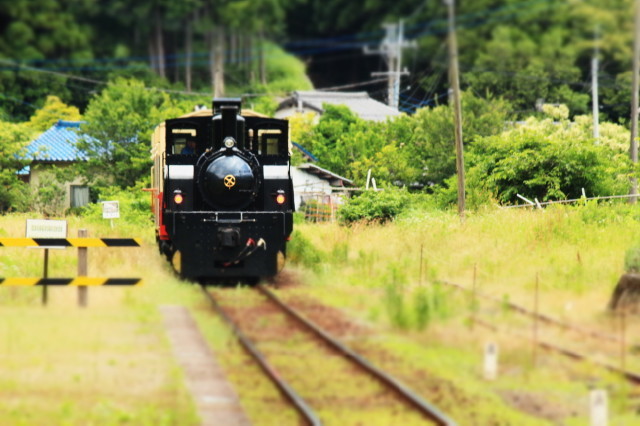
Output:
[286,230,324,272]
[79,182,151,227]
[338,188,410,224]
[466,117,630,204]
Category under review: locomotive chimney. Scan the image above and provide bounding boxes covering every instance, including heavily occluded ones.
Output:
[212,98,245,149]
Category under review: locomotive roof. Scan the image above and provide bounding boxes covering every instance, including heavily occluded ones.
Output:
[179,108,269,118]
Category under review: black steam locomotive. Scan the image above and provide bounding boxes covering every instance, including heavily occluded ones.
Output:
[150,98,294,282]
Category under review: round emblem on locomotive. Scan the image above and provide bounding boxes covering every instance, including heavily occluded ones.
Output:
[223,174,236,188]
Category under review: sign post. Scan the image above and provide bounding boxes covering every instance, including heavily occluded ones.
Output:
[102,201,120,228]
[78,229,88,307]
[25,219,67,306]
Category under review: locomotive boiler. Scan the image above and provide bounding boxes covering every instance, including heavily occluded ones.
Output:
[150,98,294,282]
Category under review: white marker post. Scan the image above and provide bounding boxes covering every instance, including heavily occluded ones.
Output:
[590,389,608,426]
[484,342,498,380]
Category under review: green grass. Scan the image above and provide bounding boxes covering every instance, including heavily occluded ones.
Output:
[0,213,202,425]
[286,202,640,424]
[2,203,639,424]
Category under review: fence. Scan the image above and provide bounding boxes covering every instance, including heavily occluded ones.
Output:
[0,230,142,306]
[506,193,640,209]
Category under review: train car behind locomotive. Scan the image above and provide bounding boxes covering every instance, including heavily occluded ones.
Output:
[150,98,294,282]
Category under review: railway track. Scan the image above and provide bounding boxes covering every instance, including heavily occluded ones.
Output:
[438,280,640,385]
[201,284,456,426]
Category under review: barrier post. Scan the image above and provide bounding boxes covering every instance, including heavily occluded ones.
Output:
[78,229,88,307]
[42,248,49,306]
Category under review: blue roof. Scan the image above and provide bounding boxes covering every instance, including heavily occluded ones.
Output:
[24,120,89,162]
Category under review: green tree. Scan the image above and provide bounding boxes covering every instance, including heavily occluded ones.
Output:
[78,78,185,189]
[466,115,630,204]
[28,96,81,131]
[405,92,512,187]
[0,121,34,211]
[0,0,95,120]
[466,26,588,116]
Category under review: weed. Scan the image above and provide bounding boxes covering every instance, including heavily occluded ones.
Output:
[286,230,324,272]
[384,282,409,329]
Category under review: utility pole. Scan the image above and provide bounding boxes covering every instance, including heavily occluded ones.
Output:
[365,20,414,109]
[592,26,600,142]
[444,0,465,218]
[631,0,640,203]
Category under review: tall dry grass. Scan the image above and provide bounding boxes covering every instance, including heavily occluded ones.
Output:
[285,203,640,424]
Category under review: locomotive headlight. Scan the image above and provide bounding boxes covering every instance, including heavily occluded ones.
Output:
[275,190,286,205]
[173,190,184,205]
[223,137,236,148]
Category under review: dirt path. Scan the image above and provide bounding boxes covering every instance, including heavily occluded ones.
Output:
[160,305,251,426]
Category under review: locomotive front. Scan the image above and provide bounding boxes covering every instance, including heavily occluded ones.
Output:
[150,98,294,282]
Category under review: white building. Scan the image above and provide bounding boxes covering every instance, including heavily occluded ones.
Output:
[291,163,354,221]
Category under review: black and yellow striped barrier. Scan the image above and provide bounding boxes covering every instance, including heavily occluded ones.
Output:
[0,277,142,286]
[0,238,142,247]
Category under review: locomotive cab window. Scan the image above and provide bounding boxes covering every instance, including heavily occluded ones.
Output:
[170,129,197,154]
[257,129,283,155]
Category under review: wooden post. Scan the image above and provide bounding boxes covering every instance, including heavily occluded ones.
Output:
[472,263,477,329]
[78,229,88,307]
[630,0,640,202]
[620,308,626,372]
[532,273,540,367]
[419,244,424,286]
[444,0,466,218]
[42,248,49,306]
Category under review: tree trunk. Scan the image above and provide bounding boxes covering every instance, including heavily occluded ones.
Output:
[185,13,193,92]
[154,7,166,79]
[258,28,267,86]
[214,27,225,97]
[245,34,254,83]
[148,38,157,74]
[208,29,215,95]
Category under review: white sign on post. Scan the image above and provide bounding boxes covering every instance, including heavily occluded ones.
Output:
[102,201,120,219]
[26,219,67,239]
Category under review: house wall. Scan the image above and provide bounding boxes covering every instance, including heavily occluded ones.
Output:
[29,163,86,209]
[290,166,333,210]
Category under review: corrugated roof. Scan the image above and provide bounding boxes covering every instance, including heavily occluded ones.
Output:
[297,163,354,186]
[24,120,88,162]
[278,91,402,122]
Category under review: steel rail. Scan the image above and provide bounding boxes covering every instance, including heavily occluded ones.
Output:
[200,286,322,426]
[473,317,640,385]
[438,280,620,343]
[257,285,457,426]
